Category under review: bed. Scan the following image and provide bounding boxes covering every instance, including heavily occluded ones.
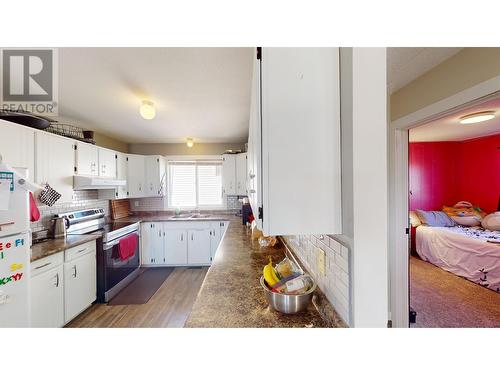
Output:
[416,225,500,293]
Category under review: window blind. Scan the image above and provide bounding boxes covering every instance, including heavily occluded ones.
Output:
[168,160,223,208]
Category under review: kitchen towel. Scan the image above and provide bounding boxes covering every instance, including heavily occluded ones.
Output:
[29,192,40,222]
[38,183,62,206]
[118,233,138,261]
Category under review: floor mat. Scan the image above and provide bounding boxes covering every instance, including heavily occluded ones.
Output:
[108,267,175,305]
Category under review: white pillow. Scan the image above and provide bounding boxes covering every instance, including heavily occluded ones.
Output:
[451,216,481,227]
[482,212,500,231]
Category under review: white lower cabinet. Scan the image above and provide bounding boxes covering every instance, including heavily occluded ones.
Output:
[30,241,96,327]
[63,245,97,324]
[187,229,211,265]
[165,228,187,265]
[30,253,65,328]
[141,222,164,265]
[141,221,229,267]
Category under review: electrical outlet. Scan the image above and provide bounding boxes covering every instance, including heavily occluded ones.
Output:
[317,247,326,276]
[134,201,139,207]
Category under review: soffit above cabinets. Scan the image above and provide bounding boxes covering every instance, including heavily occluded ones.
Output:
[57,47,254,144]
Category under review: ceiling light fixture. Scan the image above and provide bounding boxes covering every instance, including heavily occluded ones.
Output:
[186,137,194,148]
[459,111,495,125]
[139,100,156,120]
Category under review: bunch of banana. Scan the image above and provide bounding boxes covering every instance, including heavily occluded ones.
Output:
[263,258,281,287]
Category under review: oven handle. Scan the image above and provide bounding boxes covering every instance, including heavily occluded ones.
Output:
[103,232,140,250]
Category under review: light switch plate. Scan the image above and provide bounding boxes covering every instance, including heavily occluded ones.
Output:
[317,247,326,276]
[134,201,139,207]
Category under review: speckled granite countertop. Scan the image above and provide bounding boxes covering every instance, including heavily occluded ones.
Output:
[30,233,102,262]
[184,216,345,328]
[113,212,231,223]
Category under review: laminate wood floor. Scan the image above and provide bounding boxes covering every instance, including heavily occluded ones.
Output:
[66,267,208,328]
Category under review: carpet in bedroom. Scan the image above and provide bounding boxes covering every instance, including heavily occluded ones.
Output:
[410,256,500,328]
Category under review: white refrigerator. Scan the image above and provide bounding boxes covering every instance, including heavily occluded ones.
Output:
[0,167,30,327]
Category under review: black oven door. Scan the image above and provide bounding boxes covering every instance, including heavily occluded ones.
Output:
[99,231,140,301]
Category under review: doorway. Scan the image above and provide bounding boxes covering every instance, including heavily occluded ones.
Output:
[407,102,500,327]
[389,76,500,328]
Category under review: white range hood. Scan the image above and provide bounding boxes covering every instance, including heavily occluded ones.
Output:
[73,176,126,190]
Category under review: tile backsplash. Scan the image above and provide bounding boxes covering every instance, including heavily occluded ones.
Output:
[30,190,110,233]
[282,234,351,326]
[130,194,245,212]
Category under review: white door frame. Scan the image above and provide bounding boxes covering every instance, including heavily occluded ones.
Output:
[389,75,500,328]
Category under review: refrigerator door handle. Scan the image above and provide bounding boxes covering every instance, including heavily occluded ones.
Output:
[0,221,15,230]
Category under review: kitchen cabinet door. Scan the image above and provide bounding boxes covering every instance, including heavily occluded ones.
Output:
[165,229,187,265]
[152,222,165,264]
[127,154,145,198]
[236,152,247,196]
[116,152,128,199]
[98,148,117,178]
[187,229,211,265]
[247,54,263,230]
[145,156,166,197]
[30,264,64,328]
[35,132,75,203]
[75,141,99,176]
[210,221,227,259]
[0,120,35,180]
[222,154,236,196]
[141,222,154,265]
[64,251,96,324]
[260,47,342,235]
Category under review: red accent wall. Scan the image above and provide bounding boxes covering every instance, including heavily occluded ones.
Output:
[409,134,500,213]
[457,134,500,213]
[409,142,460,211]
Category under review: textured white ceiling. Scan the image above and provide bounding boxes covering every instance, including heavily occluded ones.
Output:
[410,96,500,142]
[57,48,254,144]
[387,47,462,94]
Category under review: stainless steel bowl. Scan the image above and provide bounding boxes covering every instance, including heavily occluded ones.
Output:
[260,276,316,314]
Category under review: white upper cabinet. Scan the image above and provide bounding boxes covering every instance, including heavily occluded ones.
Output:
[236,152,247,196]
[145,155,166,197]
[0,120,35,179]
[253,47,342,235]
[222,154,236,196]
[35,132,75,203]
[98,148,117,178]
[127,154,145,198]
[75,141,99,176]
[115,152,128,199]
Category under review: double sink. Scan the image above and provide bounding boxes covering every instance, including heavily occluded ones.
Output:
[168,213,212,220]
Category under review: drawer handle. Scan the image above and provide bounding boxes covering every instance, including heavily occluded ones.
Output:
[77,247,89,254]
[34,262,52,270]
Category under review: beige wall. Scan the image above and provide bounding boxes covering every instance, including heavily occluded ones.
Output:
[128,142,246,156]
[93,132,129,153]
[391,48,500,121]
